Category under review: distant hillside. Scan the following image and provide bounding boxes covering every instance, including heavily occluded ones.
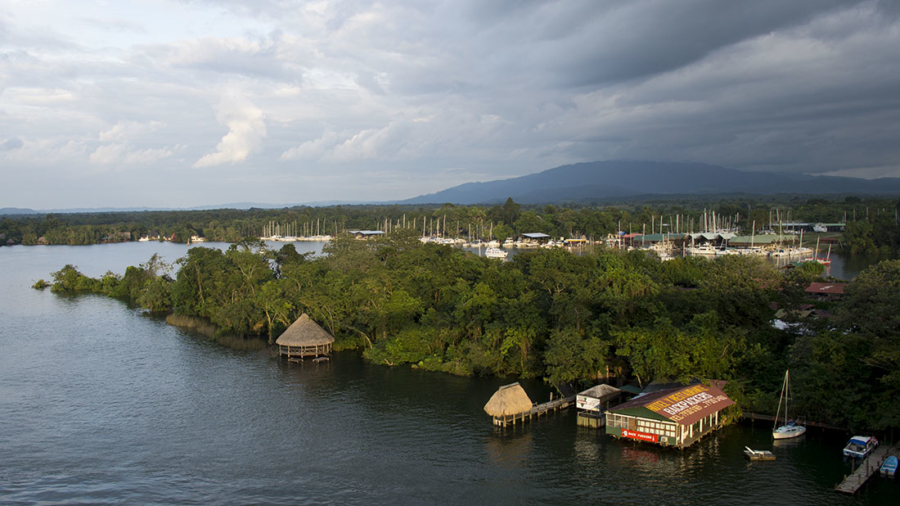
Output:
[0,207,40,215]
[0,201,366,216]
[400,161,900,205]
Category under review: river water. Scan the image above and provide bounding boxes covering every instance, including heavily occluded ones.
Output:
[0,243,894,505]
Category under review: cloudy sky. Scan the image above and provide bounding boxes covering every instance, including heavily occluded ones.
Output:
[2,0,899,209]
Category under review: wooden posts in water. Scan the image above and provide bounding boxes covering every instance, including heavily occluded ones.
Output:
[483,382,575,428]
[835,443,898,494]
[275,313,334,361]
[491,396,575,428]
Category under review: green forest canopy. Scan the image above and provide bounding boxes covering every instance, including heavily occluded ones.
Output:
[42,230,900,432]
[4,195,900,254]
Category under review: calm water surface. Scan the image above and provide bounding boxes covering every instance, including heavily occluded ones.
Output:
[0,243,895,505]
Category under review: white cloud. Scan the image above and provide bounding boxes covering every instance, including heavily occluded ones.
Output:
[3,87,76,105]
[123,147,174,165]
[98,121,165,142]
[89,143,127,165]
[193,92,267,168]
[280,129,340,161]
[89,121,173,166]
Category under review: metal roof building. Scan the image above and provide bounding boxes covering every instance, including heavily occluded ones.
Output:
[605,381,734,448]
[805,282,847,299]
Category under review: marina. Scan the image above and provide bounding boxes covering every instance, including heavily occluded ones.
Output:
[835,442,900,494]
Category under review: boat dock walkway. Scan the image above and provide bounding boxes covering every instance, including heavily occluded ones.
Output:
[743,412,844,431]
[493,395,575,427]
[835,442,900,494]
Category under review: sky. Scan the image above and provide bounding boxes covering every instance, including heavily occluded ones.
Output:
[2,0,900,209]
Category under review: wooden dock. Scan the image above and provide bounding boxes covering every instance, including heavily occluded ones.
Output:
[835,443,899,494]
[743,412,845,431]
[492,395,575,427]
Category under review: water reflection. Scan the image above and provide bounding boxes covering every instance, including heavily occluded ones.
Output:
[486,430,534,469]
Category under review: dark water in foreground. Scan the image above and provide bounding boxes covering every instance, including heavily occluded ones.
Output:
[0,243,896,505]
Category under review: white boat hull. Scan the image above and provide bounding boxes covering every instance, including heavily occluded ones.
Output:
[773,425,806,439]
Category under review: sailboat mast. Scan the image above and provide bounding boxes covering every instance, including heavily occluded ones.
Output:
[774,370,787,429]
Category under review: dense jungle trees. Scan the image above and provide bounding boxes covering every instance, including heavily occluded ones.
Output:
[42,232,900,431]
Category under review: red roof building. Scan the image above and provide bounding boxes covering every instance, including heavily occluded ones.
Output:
[605,382,734,448]
[805,282,846,299]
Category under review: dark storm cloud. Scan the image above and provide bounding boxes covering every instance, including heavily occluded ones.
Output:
[3,0,900,210]
[457,0,871,89]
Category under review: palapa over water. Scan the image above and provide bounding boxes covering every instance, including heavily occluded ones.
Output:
[275,313,334,359]
[483,383,533,417]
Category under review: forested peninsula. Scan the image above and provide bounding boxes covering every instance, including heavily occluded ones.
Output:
[40,227,900,433]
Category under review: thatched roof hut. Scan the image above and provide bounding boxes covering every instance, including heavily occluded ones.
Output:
[483,383,533,418]
[275,313,334,359]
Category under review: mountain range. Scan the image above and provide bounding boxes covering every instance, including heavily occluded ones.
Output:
[5,161,900,215]
[400,161,900,205]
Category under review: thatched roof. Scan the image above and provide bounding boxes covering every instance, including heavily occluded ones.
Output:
[483,383,533,417]
[275,313,334,346]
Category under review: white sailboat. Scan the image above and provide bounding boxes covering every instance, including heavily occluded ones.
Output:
[773,370,806,439]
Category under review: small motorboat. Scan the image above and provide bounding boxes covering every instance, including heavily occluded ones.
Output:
[880,455,898,478]
[744,447,776,461]
[843,436,878,459]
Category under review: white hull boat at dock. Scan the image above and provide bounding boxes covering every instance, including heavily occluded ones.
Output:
[843,436,878,459]
[773,421,806,439]
[773,370,806,440]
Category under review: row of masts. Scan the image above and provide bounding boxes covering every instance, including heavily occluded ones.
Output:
[262,220,333,238]
[258,204,891,241]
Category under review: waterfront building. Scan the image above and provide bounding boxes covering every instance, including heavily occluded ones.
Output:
[605,381,734,448]
[517,233,551,247]
[576,384,623,428]
[484,382,534,426]
[347,230,385,240]
[275,313,334,360]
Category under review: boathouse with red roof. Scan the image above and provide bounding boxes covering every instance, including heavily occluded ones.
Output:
[605,381,734,448]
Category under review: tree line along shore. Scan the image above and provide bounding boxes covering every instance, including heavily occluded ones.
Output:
[36,226,899,434]
[3,195,900,255]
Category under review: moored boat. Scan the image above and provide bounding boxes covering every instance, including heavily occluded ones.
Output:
[485,247,508,259]
[687,245,717,255]
[773,370,806,440]
[843,436,878,459]
[880,455,898,477]
[803,239,831,265]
